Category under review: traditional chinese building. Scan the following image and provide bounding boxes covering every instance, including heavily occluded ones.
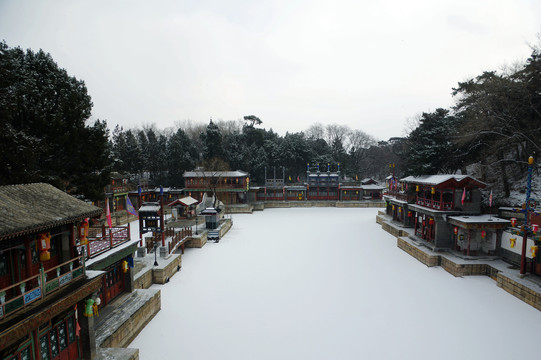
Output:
[499,209,541,276]
[81,221,135,308]
[104,172,131,212]
[0,183,105,359]
[447,215,510,256]
[168,196,198,219]
[183,170,249,205]
[306,163,340,201]
[385,175,487,250]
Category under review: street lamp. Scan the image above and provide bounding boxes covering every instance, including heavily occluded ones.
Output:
[153,242,158,267]
[195,217,198,235]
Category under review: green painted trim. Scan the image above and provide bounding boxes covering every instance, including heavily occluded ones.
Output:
[87,242,138,270]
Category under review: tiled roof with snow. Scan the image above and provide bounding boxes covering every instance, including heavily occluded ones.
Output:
[139,203,161,212]
[448,215,510,224]
[0,183,103,240]
[183,170,249,178]
[361,184,385,190]
[400,175,486,187]
[178,196,198,206]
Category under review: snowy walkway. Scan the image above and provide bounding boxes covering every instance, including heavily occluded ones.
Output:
[130,208,541,360]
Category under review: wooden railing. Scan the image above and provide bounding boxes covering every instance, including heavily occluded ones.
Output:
[77,225,131,259]
[168,227,193,254]
[416,198,453,211]
[0,256,85,320]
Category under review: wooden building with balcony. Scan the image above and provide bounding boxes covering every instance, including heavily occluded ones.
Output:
[384,175,487,249]
[183,170,249,205]
[306,164,340,201]
[104,172,131,212]
[401,175,486,249]
[0,183,105,360]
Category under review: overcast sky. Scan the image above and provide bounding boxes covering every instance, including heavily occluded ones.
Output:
[1,0,540,140]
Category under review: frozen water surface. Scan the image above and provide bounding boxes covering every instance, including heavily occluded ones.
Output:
[130,208,541,359]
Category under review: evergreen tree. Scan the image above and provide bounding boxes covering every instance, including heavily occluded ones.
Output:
[200,120,225,160]
[167,128,198,186]
[404,108,459,176]
[0,42,110,200]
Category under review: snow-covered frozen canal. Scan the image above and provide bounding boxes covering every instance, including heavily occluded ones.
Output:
[131,208,541,359]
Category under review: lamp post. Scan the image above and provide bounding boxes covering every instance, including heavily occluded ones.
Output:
[195,217,198,235]
[153,242,158,267]
[520,156,534,275]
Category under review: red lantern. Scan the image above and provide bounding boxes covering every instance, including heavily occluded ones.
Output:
[78,218,89,245]
[37,232,51,261]
[429,218,434,225]
[510,218,517,227]
[454,227,458,235]
[481,230,487,239]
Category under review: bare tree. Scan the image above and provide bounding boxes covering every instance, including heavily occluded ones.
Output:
[305,123,325,140]
[196,157,231,208]
[325,124,351,148]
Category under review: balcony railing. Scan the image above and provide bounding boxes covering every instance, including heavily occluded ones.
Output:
[0,256,85,320]
[387,190,413,202]
[416,198,453,211]
[77,225,130,259]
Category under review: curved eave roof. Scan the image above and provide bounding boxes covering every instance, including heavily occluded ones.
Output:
[0,183,103,241]
[183,170,249,178]
[400,175,486,189]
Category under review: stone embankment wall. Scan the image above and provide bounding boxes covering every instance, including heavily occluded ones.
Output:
[226,205,254,213]
[186,232,207,248]
[152,255,182,284]
[397,237,440,267]
[219,218,233,237]
[99,289,161,349]
[134,269,152,290]
[258,201,385,209]
[380,215,541,312]
[497,275,541,310]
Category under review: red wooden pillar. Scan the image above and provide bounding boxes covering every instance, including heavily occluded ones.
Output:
[33,329,40,360]
[109,226,113,249]
[24,237,32,280]
[69,225,75,260]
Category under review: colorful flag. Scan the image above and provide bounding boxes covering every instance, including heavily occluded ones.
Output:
[461,188,466,205]
[126,196,138,217]
[489,190,493,207]
[106,198,112,228]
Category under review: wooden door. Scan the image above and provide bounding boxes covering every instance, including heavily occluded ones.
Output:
[104,263,124,304]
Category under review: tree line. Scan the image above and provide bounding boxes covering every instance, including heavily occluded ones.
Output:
[109,119,387,187]
[1,40,539,202]
[402,42,541,198]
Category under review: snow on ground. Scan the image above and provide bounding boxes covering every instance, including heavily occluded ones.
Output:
[130,208,541,360]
